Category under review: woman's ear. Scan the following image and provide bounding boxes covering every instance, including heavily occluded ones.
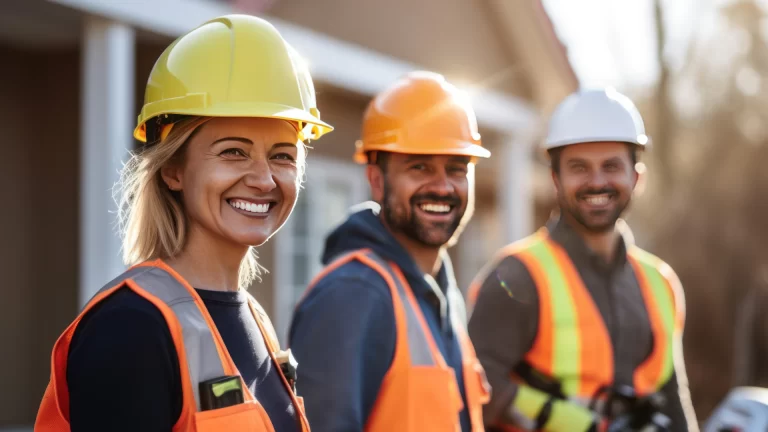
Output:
[160,162,183,192]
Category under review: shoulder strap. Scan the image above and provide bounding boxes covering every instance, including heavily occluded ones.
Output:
[244,291,311,431]
[358,250,446,368]
[628,246,684,325]
[627,247,680,394]
[515,233,614,399]
[467,230,548,307]
[296,249,371,307]
[102,262,234,412]
[246,293,281,353]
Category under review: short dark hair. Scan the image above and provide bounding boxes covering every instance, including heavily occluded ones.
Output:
[548,143,639,174]
[368,151,391,174]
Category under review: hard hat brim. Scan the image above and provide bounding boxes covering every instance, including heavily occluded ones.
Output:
[544,136,649,151]
[353,139,491,164]
[134,100,333,143]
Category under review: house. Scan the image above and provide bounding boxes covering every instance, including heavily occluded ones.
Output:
[0,0,576,429]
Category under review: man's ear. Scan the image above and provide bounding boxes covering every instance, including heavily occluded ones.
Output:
[366,164,385,204]
[633,162,647,197]
[160,162,184,192]
[551,169,561,196]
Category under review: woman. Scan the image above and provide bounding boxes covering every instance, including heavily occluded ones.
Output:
[35,14,332,432]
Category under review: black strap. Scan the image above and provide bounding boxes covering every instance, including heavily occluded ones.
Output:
[534,396,556,430]
[512,361,566,400]
[144,114,189,145]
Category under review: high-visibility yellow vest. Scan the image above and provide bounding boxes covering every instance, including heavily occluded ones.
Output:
[471,229,684,430]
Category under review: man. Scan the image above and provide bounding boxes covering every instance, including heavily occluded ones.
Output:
[288,71,491,432]
[468,88,698,431]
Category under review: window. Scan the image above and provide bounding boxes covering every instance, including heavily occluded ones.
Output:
[457,210,507,299]
[272,156,368,344]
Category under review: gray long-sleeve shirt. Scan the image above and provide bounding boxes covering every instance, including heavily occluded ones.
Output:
[467,217,698,431]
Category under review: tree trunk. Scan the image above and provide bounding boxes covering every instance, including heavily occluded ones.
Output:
[652,0,674,190]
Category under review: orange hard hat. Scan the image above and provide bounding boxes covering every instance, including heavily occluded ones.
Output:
[354,71,491,164]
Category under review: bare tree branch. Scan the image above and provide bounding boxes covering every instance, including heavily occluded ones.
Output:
[652,0,674,190]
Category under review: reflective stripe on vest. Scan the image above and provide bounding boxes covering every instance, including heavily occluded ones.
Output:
[628,246,677,395]
[361,251,442,367]
[512,230,677,400]
[94,265,226,410]
[300,248,489,431]
[516,231,613,399]
[358,250,490,431]
[35,260,309,432]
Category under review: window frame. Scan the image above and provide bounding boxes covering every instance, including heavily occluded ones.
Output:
[272,156,368,345]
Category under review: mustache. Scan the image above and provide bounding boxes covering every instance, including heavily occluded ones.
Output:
[576,188,617,199]
[410,193,462,207]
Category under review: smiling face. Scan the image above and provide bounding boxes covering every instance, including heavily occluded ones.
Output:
[161,117,302,249]
[552,141,639,233]
[369,152,471,248]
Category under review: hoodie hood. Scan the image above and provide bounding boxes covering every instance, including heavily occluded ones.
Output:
[322,201,411,269]
[322,201,454,296]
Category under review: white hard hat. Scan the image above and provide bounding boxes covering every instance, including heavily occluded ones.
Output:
[544,87,649,151]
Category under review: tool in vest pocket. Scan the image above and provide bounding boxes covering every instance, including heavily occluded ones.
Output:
[276,349,299,393]
[199,375,245,411]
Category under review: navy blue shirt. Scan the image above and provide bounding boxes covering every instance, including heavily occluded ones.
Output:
[289,203,471,432]
[67,287,299,432]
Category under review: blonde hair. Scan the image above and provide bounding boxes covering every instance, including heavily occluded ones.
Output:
[115,116,307,289]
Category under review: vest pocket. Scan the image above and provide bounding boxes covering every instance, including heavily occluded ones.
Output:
[194,400,275,432]
[406,366,464,431]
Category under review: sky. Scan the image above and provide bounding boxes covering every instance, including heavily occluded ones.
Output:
[540,0,768,139]
[541,0,705,92]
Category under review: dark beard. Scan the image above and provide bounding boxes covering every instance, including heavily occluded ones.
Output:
[381,180,464,247]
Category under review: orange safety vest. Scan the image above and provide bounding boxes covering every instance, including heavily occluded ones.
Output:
[35,260,310,432]
[300,249,491,432]
[469,229,683,429]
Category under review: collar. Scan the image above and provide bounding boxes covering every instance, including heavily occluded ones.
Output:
[546,214,629,275]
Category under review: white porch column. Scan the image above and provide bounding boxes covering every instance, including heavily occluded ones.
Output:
[501,133,535,243]
[79,17,135,307]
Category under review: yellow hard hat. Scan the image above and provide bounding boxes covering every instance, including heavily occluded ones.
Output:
[354,71,490,164]
[134,14,333,143]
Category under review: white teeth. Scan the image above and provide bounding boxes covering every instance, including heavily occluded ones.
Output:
[420,203,451,213]
[230,200,269,214]
[585,194,610,205]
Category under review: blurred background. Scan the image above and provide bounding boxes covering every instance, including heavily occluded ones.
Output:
[0,0,764,430]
